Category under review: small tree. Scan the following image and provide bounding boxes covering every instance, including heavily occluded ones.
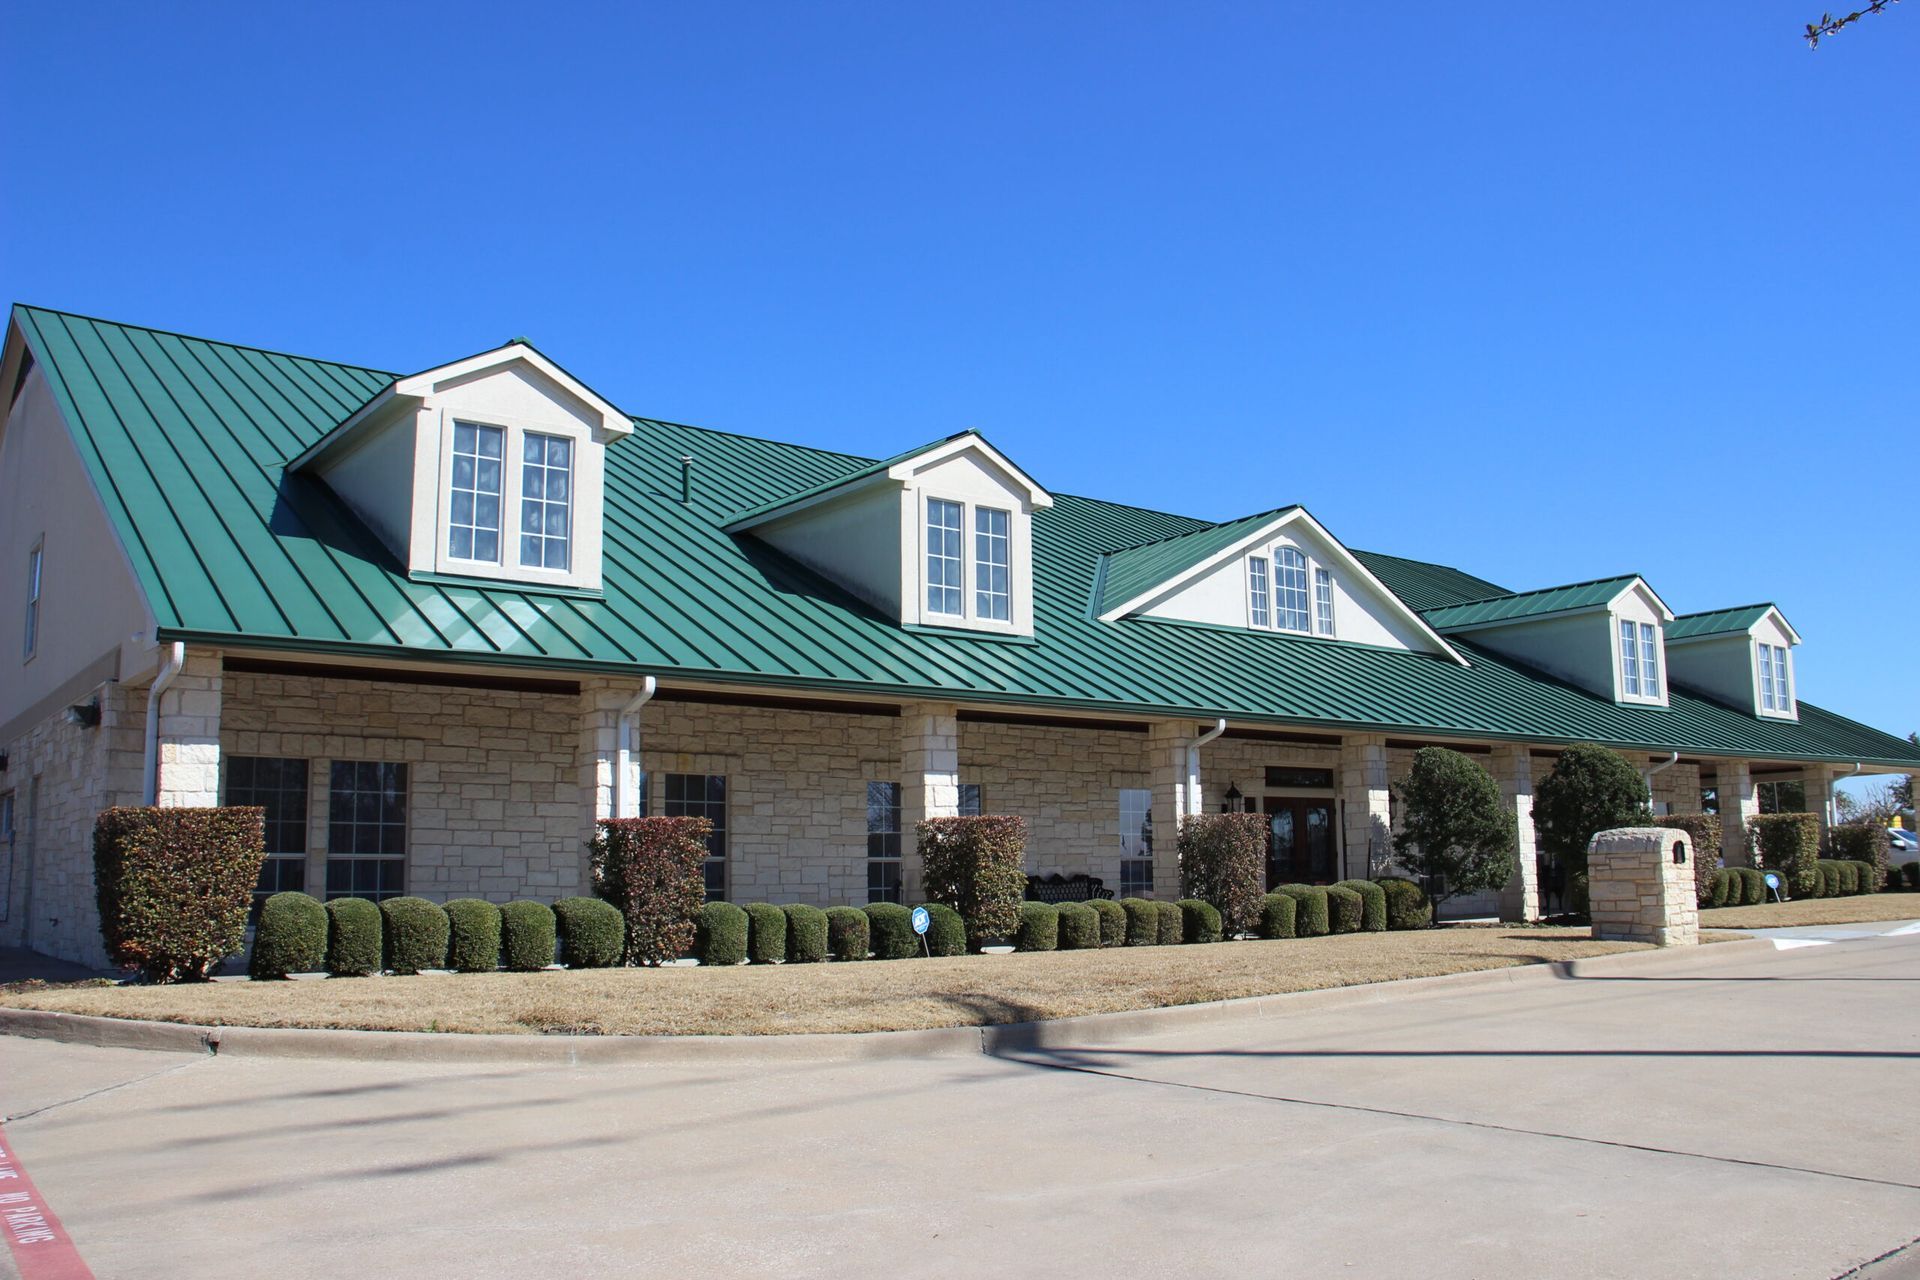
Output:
[1391,747,1517,911]
[590,816,710,965]
[919,815,1028,948]
[1177,812,1267,936]
[1532,743,1653,879]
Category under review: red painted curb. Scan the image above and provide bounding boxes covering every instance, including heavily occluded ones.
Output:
[0,1127,94,1280]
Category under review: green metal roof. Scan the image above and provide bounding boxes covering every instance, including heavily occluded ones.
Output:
[1096,505,1299,614]
[1349,549,1510,613]
[1422,575,1645,630]
[721,430,974,528]
[1666,604,1780,641]
[15,304,1920,769]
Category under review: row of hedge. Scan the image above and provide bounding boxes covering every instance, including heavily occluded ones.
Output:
[1699,858,1905,909]
[250,892,625,979]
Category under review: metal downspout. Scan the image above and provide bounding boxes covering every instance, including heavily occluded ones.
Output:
[614,676,658,819]
[1185,718,1228,819]
[1642,751,1679,813]
[142,642,186,806]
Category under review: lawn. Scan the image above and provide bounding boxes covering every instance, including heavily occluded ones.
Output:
[3,926,1657,1037]
[1699,893,1920,930]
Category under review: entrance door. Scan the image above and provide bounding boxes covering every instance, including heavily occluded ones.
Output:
[1264,795,1336,888]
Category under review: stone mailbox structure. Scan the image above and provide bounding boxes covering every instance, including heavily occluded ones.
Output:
[1587,826,1699,947]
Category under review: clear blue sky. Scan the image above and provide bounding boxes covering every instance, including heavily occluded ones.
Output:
[2,2,1913,779]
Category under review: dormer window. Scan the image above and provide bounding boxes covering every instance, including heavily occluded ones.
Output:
[448,422,504,563]
[1276,546,1312,632]
[926,498,964,616]
[1241,544,1346,641]
[520,433,573,571]
[1248,556,1271,627]
[974,507,1010,621]
[1758,642,1792,712]
[1619,619,1662,700]
[1314,567,1336,636]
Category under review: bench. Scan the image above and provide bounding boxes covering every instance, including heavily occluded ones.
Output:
[1024,873,1115,903]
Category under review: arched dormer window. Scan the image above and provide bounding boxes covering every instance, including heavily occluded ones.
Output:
[1275,547,1311,632]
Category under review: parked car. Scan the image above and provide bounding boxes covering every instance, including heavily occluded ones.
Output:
[1889,827,1918,867]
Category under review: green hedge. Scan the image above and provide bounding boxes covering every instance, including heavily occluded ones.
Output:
[865,903,918,960]
[1829,822,1892,893]
[826,906,870,960]
[1705,869,1732,908]
[1155,899,1183,946]
[921,903,968,957]
[744,903,787,964]
[1177,812,1268,937]
[1735,867,1768,905]
[1275,884,1330,937]
[1850,859,1878,895]
[1258,892,1297,939]
[1088,898,1127,947]
[1015,901,1059,952]
[1177,899,1223,945]
[250,892,327,979]
[1749,813,1821,899]
[1119,898,1159,946]
[779,904,828,963]
[1334,879,1387,932]
[444,899,503,973]
[381,897,450,975]
[1376,877,1433,930]
[690,901,746,965]
[94,806,267,983]
[1662,813,1724,910]
[919,815,1028,949]
[553,897,624,968]
[324,897,383,976]
[589,816,709,966]
[500,900,557,971]
[1325,885,1363,935]
[1056,901,1101,950]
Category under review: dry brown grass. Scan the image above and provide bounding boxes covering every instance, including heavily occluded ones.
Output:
[1700,893,1920,930]
[1,927,1653,1036]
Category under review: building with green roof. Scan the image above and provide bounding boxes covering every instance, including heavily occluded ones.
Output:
[2,306,1915,964]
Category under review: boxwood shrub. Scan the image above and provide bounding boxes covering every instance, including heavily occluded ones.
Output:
[693,901,749,965]
[1056,901,1101,950]
[444,899,503,973]
[1704,869,1732,909]
[1155,899,1183,946]
[1849,859,1878,894]
[865,903,918,960]
[921,903,968,956]
[94,805,267,983]
[553,897,624,968]
[588,816,709,966]
[380,897,450,975]
[1276,884,1330,937]
[250,891,327,979]
[1334,879,1388,932]
[1376,876,1433,930]
[919,815,1028,949]
[1119,897,1159,946]
[1325,885,1364,935]
[826,905,870,960]
[1829,822,1892,893]
[781,904,829,963]
[1177,812,1267,937]
[1749,812,1821,899]
[744,903,787,964]
[1735,866,1768,905]
[324,897,383,976]
[1088,898,1127,947]
[1177,898,1223,944]
[1258,892,1297,939]
[1015,901,1059,952]
[500,900,557,971]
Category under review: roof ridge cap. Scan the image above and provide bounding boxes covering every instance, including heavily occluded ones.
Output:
[1102,503,1300,557]
[13,303,395,379]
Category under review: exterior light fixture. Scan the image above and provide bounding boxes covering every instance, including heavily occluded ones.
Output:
[1222,782,1244,813]
[65,698,101,729]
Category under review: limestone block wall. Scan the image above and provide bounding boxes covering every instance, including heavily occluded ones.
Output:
[1587,826,1698,946]
[956,719,1152,889]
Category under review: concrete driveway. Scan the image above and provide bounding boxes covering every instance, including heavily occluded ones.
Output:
[2,931,1917,1280]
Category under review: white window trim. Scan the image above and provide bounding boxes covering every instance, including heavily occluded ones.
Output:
[518,430,576,574]
[1314,566,1337,637]
[973,506,1011,622]
[912,492,1019,633]
[1613,615,1667,705]
[432,411,589,587]
[1756,641,1796,717]
[1273,545,1311,633]
[445,422,506,568]
[23,535,43,663]
[1246,542,1337,637]
[1247,555,1271,629]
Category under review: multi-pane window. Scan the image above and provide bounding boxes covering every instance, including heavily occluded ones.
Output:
[225,756,309,915]
[958,783,983,817]
[867,781,902,904]
[23,539,42,660]
[1638,623,1660,698]
[665,773,728,900]
[1757,779,1808,814]
[448,422,504,562]
[1247,556,1271,628]
[1314,567,1336,636]
[326,762,406,901]
[519,432,573,571]
[1618,619,1643,696]
[1758,643,1792,712]
[974,507,1010,621]
[1275,548,1311,632]
[1118,787,1154,898]
[926,498,963,616]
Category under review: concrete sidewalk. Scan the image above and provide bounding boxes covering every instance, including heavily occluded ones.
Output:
[2,934,1917,1280]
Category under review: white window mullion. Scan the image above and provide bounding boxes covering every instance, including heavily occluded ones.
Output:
[926,498,963,617]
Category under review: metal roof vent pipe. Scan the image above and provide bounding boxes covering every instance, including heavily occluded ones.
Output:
[680,456,694,504]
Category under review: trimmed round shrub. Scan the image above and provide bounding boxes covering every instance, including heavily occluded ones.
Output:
[1376,877,1432,930]
[1325,885,1364,935]
[1259,893,1297,939]
[1155,899,1183,946]
[1177,899,1223,945]
[694,901,749,965]
[781,904,829,964]
[381,897,450,975]
[865,903,918,960]
[1850,860,1878,895]
[1088,898,1127,947]
[1705,869,1732,909]
[1830,822,1892,894]
[1015,901,1059,952]
[1056,901,1101,950]
[826,906,871,960]
[745,903,787,964]
[1816,863,1839,898]
[444,899,503,973]
[922,903,968,957]
[1736,867,1768,905]
[1120,897,1159,946]
[325,897,383,976]
[250,891,327,979]
[1335,879,1387,932]
[1837,861,1861,895]
[554,897,624,969]
[1277,884,1331,937]
[500,900,557,972]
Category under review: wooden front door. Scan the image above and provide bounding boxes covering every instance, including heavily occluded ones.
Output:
[1264,795,1336,888]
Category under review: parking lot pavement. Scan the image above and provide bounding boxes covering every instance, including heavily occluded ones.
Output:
[2,934,1917,1280]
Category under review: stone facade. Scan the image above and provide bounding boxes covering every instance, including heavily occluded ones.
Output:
[1586,826,1699,946]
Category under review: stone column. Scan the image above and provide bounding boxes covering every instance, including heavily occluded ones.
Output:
[901,702,959,904]
[1718,761,1759,866]
[578,676,645,826]
[155,648,222,807]
[1339,735,1392,881]
[1146,721,1199,898]
[1492,744,1541,922]
[1802,764,1836,848]
[1587,827,1698,946]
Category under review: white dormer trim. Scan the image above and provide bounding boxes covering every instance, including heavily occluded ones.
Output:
[1665,605,1802,648]
[1433,577,1677,634]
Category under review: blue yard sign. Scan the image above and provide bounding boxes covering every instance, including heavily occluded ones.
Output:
[911,906,930,935]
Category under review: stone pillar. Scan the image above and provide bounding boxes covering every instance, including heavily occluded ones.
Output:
[1146,721,1200,898]
[1339,735,1392,881]
[1801,764,1836,848]
[1492,744,1541,922]
[1587,826,1698,946]
[1718,761,1758,866]
[901,702,959,904]
[578,677,645,828]
[155,648,222,807]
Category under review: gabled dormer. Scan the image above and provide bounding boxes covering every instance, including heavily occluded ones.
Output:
[725,431,1053,637]
[290,341,632,592]
[1665,604,1802,721]
[1094,507,1466,662]
[1423,575,1675,706]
